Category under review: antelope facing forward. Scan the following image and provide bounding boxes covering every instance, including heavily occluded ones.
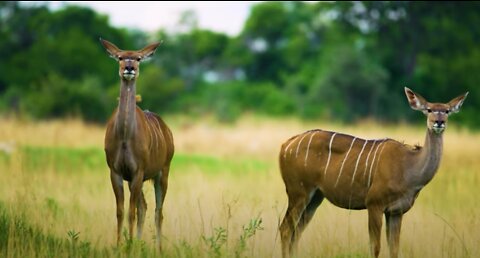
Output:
[279,87,468,258]
[100,39,174,251]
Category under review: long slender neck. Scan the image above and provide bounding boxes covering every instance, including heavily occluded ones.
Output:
[410,129,444,186]
[115,78,137,140]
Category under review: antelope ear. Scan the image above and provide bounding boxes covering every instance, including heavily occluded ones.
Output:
[100,38,121,60]
[448,92,468,114]
[138,41,162,61]
[404,87,428,111]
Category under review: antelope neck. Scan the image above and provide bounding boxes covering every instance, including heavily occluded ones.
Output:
[116,78,137,140]
[409,129,443,187]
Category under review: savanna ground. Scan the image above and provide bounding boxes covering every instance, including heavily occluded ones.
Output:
[0,115,479,257]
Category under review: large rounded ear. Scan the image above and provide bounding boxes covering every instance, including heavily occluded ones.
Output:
[447,92,468,114]
[138,41,162,61]
[404,87,428,111]
[99,38,121,60]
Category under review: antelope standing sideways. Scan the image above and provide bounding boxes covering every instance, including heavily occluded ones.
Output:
[100,39,174,251]
[279,87,468,258]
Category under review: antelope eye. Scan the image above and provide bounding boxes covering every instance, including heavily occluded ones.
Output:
[136,57,141,61]
[427,108,432,113]
[445,110,450,114]
[118,57,123,61]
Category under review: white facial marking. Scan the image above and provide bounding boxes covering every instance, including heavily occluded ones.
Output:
[123,70,135,74]
[304,132,317,167]
[324,132,337,177]
[351,140,368,185]
[335,137,357,187]
[123,73,135,80]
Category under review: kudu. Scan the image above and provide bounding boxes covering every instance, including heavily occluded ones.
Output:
[100,39,174,251]
[279,87,468,258]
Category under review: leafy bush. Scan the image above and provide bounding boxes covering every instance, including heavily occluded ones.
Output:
[20,74,112,122]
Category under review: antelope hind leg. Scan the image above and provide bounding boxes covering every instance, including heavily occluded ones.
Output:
[290,189,324,253]
[154,167,169,251]
[136,190,147,239]
[279,190,310,258]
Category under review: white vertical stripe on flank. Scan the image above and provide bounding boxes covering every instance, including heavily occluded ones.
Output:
[363,140,377,179]
[351,139,368,185]
[154,118,165,150]
[324,132,337,177]
[283,135,299,159]
[295,132,310,158]
[144,118,151,150]
[368,140,385,187]
[371,140,388,183]
[149,119,158,151]
[335,137,357,187]
[304,131,318,167]
[145,117,155,151]
[152,117,163,150]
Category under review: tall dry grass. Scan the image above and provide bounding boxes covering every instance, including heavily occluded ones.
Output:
[0,115,479,257]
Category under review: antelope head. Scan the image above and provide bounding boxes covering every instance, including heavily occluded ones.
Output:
[405,87,468,134]
[100,38,161,81]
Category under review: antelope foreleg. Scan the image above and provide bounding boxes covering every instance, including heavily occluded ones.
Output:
[110,171,124,246]
[385,213,403,258]
[128,171,144,241]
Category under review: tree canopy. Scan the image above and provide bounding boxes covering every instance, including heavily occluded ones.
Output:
[1,1,478,127]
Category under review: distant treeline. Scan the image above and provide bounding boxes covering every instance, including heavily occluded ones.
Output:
[0,1,478,126]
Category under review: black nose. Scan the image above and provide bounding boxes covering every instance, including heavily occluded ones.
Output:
[125,66,134,72]
[435,120,444,125]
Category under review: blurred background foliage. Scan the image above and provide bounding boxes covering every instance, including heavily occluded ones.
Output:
[0,1,478,126]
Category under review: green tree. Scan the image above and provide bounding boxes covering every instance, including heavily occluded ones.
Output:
[308,45,388,121]
[1,1,479,126]
[333,1,480,123]
[0,2,131,121]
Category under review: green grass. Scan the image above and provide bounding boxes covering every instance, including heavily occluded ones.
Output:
[0,145,273,258]
[19,146,106,172]
[0,201,106,258]
[3,145,270,176]
[1,116,479,258]
[172,153,269,176]
[1,143,479,257]
[0,201,267,258]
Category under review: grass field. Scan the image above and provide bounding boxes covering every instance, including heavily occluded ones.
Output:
[0,115,479,257]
